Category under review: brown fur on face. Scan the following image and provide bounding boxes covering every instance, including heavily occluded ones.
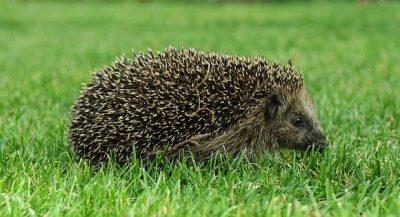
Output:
[266,87,327,151]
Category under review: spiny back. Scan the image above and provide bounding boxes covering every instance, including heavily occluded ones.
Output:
[69,47,304,164]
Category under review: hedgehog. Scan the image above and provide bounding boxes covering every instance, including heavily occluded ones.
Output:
[68,47,328,165]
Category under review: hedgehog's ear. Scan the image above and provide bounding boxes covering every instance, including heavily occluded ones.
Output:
[265,91,283,121]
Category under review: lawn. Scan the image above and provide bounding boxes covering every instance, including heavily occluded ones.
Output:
[0,1,399,216]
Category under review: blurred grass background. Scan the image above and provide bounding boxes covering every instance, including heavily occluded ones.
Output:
[0,0,399,216]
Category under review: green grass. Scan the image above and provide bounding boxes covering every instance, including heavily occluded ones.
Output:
[1,1,399,216]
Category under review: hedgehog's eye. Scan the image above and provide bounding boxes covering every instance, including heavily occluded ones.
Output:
[291,116,304,128]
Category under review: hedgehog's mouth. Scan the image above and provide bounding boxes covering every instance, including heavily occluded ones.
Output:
[304,143,325,152]
[292,140,327,152]
[308,140,328,152]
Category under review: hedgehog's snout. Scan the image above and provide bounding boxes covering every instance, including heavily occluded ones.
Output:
[307,132,328,152]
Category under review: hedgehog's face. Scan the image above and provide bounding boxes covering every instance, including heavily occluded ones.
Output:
[264,87,328,151]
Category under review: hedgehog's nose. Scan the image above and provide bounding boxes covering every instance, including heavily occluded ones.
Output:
[308,133,328,152]
[314,135,328,152]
